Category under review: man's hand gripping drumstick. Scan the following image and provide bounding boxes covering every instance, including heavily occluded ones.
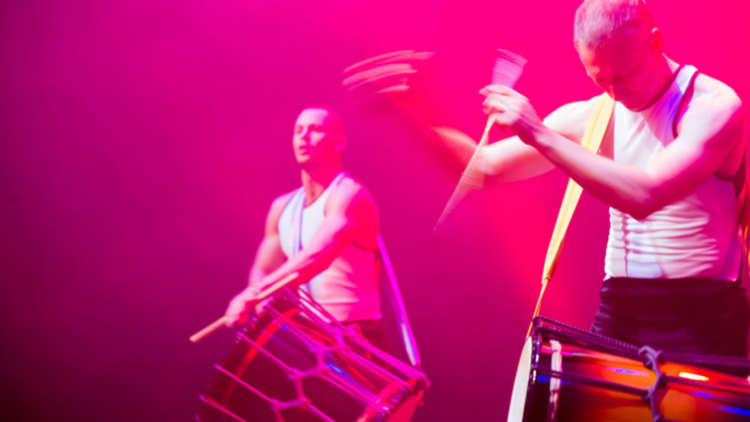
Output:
[189,272,299,343]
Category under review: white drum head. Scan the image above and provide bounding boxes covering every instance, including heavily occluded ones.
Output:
[507,337,532,422]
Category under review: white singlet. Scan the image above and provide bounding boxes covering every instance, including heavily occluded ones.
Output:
[277,173,382,322]
[604,65,742,280]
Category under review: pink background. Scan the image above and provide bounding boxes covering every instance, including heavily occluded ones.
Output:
[1,0,749,420]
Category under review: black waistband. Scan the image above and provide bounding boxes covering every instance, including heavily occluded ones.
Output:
[600,277,744,318]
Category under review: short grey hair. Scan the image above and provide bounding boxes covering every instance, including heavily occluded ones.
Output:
[574,0,655,50]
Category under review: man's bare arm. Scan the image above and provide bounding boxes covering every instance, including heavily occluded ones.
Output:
[484,81,746,219]
[225,180,378,326]
[246,193,291,287]
[224,192,292,326]
[431,100,593,185]
[255,178,378,291]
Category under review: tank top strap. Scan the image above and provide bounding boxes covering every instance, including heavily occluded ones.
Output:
[672,65,700,138]
[290,171,349,256]
[315,171,349,213]
[288,187,306,257]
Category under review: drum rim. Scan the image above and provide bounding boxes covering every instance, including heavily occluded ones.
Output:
[507,327,553,422]
[507,335,535,422]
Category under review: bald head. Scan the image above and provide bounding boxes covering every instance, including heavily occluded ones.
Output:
[574,0,655,50]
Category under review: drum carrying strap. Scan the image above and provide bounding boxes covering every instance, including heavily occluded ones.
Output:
[289,172,348,295]
[377,235,423,369]
[290,172,349,257]
[527,93,615,336]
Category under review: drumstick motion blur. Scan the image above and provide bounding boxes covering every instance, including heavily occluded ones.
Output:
[434,49,526,237]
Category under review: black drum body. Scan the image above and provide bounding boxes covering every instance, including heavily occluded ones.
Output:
[509,317,750,422]
[198,290,428,422]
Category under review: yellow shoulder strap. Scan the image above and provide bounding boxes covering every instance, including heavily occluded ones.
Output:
[528,93,615,335]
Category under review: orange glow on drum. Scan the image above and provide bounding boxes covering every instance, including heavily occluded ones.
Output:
[678,372,709,382]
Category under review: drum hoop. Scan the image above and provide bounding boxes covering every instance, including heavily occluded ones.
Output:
[507,337,533,422]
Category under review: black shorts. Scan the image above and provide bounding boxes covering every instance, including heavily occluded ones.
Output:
[591,277,750,357]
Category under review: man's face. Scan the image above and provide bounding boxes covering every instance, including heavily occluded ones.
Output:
[292,108,344,167]
[578,30,659,111]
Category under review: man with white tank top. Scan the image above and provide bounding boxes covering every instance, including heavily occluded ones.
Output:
[349,0,750,356]
[223,106,388,351]
[475,0,750,357]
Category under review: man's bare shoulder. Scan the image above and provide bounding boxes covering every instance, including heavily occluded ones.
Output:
[267,189,298,221]
[692,73,743,114]
[328,176,379,247]
[322,177,379,229]
[544,97,600,143]
[330,176,378,210]
[681,73,745,148]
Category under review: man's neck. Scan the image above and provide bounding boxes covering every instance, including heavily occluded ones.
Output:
[640,55,679,111]
[300,163,344,206]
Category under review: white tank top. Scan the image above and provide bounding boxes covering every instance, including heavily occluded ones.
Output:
[605,65,741,280]
[277,173,382,322]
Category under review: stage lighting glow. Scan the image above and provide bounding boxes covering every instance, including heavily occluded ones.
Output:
[678,372,709,381]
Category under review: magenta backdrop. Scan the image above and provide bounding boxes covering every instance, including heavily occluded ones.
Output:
[1,0,749,421]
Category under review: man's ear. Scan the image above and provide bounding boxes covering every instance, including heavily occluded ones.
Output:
[650,27,664,55]
[334,134,348,153]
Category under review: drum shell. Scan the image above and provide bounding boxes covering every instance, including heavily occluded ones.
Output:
[198,291,426,422]
[510,322,750,422]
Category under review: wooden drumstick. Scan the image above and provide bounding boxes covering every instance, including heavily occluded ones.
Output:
[189,272,300,343]
[189,316,230,343]
[253,272,300,302]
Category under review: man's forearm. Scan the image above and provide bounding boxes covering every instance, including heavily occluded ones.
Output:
[528,124,659,219]
[429,126,480,178]
[255,247,334,292]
